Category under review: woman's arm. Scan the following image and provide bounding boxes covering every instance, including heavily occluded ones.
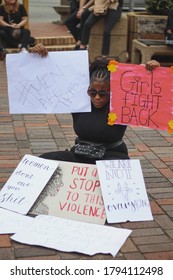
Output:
[13,16,28,28]
[0,16,11,27]
[0,16,27,28]
[145,60,160,71]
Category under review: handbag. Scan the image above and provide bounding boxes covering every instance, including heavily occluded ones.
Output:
[74,142,106,159]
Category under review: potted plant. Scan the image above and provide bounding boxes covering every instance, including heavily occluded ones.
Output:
[145,0,173,15]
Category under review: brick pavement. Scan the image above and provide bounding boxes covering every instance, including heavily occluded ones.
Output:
[0,22,173,260]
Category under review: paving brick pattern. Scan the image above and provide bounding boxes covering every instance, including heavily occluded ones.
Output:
[0,22,173,260]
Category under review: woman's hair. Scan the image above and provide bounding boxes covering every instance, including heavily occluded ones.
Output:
[89,59,110,86]
[2,0,19,13]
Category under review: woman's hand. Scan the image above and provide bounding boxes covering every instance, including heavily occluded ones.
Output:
[146,60,160,72]
[30,43,48,57]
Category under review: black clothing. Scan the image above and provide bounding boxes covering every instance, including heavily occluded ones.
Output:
[0,27,30,48]
[40,103,129,164]
[68,0,79,15]
[0,4,27,24]
[73,103,125,143]
[0,4,31,49]
[119,0,124,8]
[65,0,91,42]
[165,9,173,33]
[81,6,122,55]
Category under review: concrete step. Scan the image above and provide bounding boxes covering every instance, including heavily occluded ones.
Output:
[4,36,76,54]
[35,36,75,46]
[43,44,75,51]
[5,44,75,54]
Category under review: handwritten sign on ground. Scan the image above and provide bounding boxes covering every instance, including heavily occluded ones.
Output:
[31,161,106,224]
[6,50,91,114]
[11,215,132,257]
[0,208,34,234]
[96,159,153,223]
[0,154,59,214]
[110,63,173,131]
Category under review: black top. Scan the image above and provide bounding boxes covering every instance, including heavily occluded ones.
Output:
[72,103,126,144]
[0,4,27,24]
[119,0,124,8]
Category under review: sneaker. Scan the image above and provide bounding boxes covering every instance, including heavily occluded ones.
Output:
[20,48,29,53]
[73,44,80,50]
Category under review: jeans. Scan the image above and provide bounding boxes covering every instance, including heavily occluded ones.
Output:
[68,0,79,15]
[166,9,173,33]
[81,7,122,55]
[65,9,91,42]
[0,27,31,49]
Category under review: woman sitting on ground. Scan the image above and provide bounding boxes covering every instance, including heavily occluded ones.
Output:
[30,44,160,164]
[0,0,32,54]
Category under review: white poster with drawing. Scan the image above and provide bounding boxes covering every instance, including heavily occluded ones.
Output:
[11,215,132,257]
[96,159,153,223]
[0,208,34,234]
[30,161,106,225]
[0,154,59,214]
[6,50,91,114]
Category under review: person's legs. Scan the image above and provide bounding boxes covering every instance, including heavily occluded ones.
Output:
[39,150,96,164]
[80,13,103,49]
[78,9,91,42]
[101,8,122,56]
[0,28,18,48]
[20,28,31,50]
[0,36,5,60]
[68,0,79,15]
[166,9,173,32]
[0,36,3,51]
[65,11,80,41]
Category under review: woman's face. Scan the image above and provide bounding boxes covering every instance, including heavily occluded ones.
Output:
[88,80,110,109]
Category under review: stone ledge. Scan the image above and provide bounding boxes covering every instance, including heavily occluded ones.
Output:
[5,44,75,54]
[53,5,70,16]
[89,13,128,62]
[131,39,173,65]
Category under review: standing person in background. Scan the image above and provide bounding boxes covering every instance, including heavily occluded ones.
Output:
[0,0,32,52]
[78,0,123,58]
[65,0,94,50]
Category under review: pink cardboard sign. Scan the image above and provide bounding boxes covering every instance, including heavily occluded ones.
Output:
[109,63,173,132]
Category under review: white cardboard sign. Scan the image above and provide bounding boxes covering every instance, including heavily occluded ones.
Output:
[31,161,106,225]
[0,208,34,234]
[96,159,153,223]
[6,50,91,114]
[11,215,132,257]
[0,154,59,214]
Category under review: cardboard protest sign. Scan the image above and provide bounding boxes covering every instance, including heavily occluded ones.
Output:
[11,215,132,257]
[0,155,59,214]
[109,63,173,132]
[6,50,91,114]
[0,208,34,234]
[31,161,106,225]
[96,159,153,223]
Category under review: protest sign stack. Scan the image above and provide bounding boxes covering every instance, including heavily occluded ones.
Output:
[0,154,153,257]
